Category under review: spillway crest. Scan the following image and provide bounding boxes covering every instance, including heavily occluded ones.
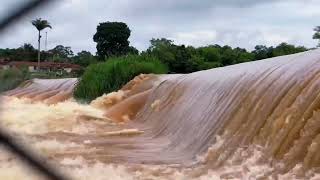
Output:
[2,49,320,179]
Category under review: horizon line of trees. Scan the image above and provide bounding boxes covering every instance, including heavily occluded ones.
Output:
[0,40,309,73]
[1,20,318,74]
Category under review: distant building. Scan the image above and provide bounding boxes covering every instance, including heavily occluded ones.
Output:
[0,59,10,70]
[0,61,82,73]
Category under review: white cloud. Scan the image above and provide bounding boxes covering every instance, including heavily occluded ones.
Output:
[259,31,290,46]
[0,0,319,53]
[170,30,217,47]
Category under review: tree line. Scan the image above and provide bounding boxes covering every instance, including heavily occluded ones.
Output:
[142,39,307,73]
[0,39,308,74]
[1,21,317,74]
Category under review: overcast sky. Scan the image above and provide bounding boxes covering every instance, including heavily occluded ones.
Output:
[0,0,319,54]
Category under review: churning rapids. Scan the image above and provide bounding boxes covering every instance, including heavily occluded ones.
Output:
[1,50,320,179]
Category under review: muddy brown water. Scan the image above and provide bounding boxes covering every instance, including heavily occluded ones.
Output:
[2,50,320,179]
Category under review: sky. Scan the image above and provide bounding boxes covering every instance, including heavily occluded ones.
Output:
[0,0,319,54]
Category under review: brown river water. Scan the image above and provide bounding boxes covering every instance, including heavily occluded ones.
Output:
[1,49,320,179]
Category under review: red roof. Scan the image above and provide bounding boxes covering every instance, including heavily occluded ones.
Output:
[6,61,82,70]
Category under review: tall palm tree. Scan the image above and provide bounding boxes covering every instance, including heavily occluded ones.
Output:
[31,18,52,72]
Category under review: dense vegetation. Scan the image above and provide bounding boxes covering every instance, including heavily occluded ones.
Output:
[0,68,30,93]
[0,21,314,96]
[74,55,168,101]
[0,67,79,93]
[93,22,138,59]
[0,40,308,74]
[143,39,308,73]
[72,38,307,101]
[0,21,312,74]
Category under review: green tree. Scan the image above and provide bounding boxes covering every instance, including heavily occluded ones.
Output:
[185,54,205,72]
[72,51,97,67]
[220,46,237,65]
[235,51,254,63]
[126,46,139,55]
[252,45,273,60]
[272,43,307,57]
[145,38,178,72]
[49,45,74,62]
[313,26,320,47]
[198,46,221,62]
[233,47,254,64]
[17,43,37,61]
[19,43,35,52]
[149,38,174,50]
[31,18,52,71]
[93,22,131,59]
[0,44,38,61]
[172,45,194,73]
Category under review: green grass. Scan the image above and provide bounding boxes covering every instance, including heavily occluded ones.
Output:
[74,55,168,102]
[30,70,76,79]
[0,68,76,93]
[0,68,30,93]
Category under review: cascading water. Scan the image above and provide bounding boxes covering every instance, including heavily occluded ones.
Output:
[1,49,320,179]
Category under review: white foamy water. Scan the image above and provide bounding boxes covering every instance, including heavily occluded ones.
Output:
[2,50,320,179]
[0,96,318,180]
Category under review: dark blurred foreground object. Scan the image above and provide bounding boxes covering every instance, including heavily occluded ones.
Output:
[0,0,68,179]
[0,128,68,180]
[0,0,53,34]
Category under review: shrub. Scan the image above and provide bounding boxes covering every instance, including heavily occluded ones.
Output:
[0,67,30,92]
[30,70,76,79]
[74,55,168,102]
